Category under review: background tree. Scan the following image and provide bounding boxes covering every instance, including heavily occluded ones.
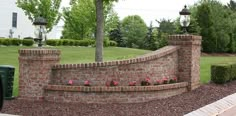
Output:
[62,0,115,39]
[121,15,147,48]
[109,22,123,46]
[62,0,96,39]
[155,19,176,49]
[17,0,62,32]
[143,22,158,50]
[105,10,120,36]
[156,19,175,34]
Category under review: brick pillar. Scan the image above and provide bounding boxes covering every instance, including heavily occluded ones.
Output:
[168,35,202,90]
[18,49,60,100]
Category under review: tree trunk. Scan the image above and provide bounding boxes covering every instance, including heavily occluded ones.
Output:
[95,0,104,62]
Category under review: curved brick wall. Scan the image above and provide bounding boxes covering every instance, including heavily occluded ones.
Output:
[50,46,179,86]
[18,35,202,103]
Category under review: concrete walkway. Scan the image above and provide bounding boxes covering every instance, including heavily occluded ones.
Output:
[0,114,18,116]
[184,93,236,116]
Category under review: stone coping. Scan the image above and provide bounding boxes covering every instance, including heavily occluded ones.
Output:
[45,82,188,93]
[184,93,236,116]
[52,46,179,69]
[19,48,61,55]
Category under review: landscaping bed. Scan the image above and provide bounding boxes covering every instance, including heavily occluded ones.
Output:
[1,81,236,116]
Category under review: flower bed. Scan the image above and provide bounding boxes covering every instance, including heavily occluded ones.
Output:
[44,82,188,103]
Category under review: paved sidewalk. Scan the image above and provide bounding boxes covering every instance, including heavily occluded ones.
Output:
[0,114,18,116]
[218,105,236,116]
[184,93,236,116]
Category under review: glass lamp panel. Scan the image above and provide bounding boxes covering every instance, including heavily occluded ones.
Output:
[180,15,190,27]
[34,25,40,38]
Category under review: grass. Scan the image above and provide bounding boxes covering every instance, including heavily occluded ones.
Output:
[1,46,236,96]
[0,46,150,96]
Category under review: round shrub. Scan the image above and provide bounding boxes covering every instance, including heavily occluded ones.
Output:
[11,39,22,46]
[109,41,118,47]
[46,40,58,46]
[211,64,231,84]
[22,39,34,46]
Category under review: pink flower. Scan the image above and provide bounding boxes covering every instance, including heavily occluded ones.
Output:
[106,81,110,87]
[68,80,73,85]
[156,80,162,84]
[162,77,168,81]
[129,81,137,86]
[84,80,90,86]
[173,77,177,81]
[145,77,151,83]
[113,81,119,86]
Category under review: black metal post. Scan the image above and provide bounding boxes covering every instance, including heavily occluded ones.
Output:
[38,26,43,47]
[0,75,4,111]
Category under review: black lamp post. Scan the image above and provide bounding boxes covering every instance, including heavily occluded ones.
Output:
[33,15,47,47]
[179,5,191,33]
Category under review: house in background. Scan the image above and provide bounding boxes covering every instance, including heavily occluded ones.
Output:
[0,0,64,39]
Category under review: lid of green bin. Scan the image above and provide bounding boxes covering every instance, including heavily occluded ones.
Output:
[0,65,15,69]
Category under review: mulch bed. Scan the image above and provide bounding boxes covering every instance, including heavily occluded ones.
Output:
[1,81,236,116]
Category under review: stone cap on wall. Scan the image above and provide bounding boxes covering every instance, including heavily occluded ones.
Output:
[19,48,61,55]
[52,46,180,69]
[18,48,61,61]
[168,34,202,46]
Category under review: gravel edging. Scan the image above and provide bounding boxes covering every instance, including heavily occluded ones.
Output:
[1,81,236,116]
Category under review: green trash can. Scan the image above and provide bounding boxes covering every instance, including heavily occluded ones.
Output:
[0,65,15,100]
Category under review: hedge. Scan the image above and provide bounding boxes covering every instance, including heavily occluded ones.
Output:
[45,40,58,46]
[45,39,118,47]
[22,39,34,46]
[2,39,11,46]
[211,63,236,84]
[11,39,22,46]
[231,63,236,80]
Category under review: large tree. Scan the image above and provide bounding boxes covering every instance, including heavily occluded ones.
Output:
[95,0,118,62]
[17,0,62,32]
[62,0,116,40]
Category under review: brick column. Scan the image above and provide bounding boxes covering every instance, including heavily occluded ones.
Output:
[18,49,60,100]
[168,35,202,90]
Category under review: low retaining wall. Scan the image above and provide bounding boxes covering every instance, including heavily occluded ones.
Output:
[44,82,188,103]
[18,34,202,103]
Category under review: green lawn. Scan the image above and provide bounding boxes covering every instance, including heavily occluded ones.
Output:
[1,46,236,96]
[0,46,150,96]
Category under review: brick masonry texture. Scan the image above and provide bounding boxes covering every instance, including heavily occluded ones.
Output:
[51,46,179,86]
[18,49,60,100]
[18,34,202,103]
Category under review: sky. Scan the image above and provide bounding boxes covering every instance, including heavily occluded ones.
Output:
[61,0,230,26]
